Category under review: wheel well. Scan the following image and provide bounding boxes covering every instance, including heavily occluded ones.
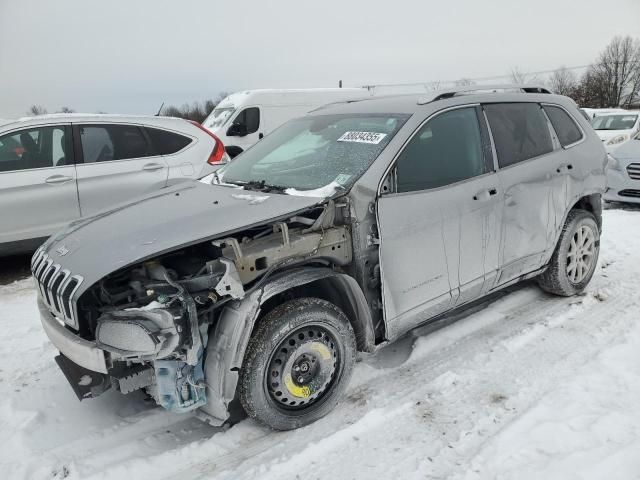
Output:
[255,275,375,352]
[570,193,602,229]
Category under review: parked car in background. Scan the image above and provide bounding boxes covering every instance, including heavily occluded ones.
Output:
[33,85,605,431]
[201,88,373,158]
[605,131,640,203]
[0,114,227,255]
[591,111,640,152]
[580,107,626,120]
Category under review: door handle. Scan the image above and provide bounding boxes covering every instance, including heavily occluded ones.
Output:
[45,175,73,185]
[473,188,498,201]
[556,163,573,173]
[142,163,164,172]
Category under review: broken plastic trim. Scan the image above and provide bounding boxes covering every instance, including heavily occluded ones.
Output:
[163,272,202,366]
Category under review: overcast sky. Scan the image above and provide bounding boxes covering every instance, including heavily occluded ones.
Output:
[1,0,638,117]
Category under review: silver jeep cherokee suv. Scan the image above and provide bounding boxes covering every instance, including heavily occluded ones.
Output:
[33,85,606,430]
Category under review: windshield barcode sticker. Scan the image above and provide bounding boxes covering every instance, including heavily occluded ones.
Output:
[338,131,387,144]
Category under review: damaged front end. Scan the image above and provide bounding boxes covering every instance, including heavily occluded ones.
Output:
[63,256,243,412]
[38,200,353,419]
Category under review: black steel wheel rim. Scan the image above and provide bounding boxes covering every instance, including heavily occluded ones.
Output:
[266,324,339,410]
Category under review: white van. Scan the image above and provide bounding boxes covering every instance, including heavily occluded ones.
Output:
[202,88,372,157]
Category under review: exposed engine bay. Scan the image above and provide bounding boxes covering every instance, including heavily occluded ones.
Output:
[69,201,353,413]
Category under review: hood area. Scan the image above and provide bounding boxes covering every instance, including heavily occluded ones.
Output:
[41,181,324,290]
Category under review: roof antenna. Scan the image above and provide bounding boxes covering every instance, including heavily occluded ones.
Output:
[155,102,165,116]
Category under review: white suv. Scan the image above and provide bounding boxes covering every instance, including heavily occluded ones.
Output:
[0,114,228,255]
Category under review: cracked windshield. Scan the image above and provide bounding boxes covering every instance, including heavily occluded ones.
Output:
[218,114,409,193]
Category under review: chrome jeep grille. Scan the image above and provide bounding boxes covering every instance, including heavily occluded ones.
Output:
[31,249,83,328]
[627,163,640,180]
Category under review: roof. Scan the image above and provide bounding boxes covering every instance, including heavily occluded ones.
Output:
[592,110,640,116]
[229,88,368,95]
[308,88,576,116]
[0,113,192,131]
[215,88,372,109]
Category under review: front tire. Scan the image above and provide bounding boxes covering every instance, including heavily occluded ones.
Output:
[239,297,356,430]
[537,209,600,296]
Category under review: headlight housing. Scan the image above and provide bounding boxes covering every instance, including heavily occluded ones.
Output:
[607,134,629,146]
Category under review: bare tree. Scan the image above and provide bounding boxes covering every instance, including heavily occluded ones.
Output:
[548,67,577,96]
[423,81,441,91]
[454,78,476,87]
[27,105,47,116]
[592,35,640,107]
[57,106,75,113]
[161,94,228,123]
[623,46,640,107]
[627,71,640,107]
[572,67,608,108]
[509,67,542,85]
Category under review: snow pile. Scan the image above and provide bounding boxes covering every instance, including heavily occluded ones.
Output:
[0,209,639,479]
[284,180,343,198]
[230,193,270,205]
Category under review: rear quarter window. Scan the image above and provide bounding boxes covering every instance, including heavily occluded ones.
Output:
[484,103,553,168]
[543,105,583,147]
[146,127,192,155]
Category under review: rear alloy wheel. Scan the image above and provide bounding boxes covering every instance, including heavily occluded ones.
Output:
[239,297,356,430]
[566,224,597,284]
[538,209,600,296]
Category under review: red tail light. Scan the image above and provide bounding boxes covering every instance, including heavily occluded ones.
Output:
[189,120,227,165]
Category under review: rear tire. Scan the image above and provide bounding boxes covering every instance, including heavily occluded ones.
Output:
[537,209,600,296]
[239,297,356,430]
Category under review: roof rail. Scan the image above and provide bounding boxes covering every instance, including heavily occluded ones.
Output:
[417,84,551,105]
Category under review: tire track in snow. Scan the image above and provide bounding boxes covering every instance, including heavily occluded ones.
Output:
[25,275,626,480]
[169,262,635,480]
[9,209,638,480]
[224,285,633,480]
[154,282,619,480]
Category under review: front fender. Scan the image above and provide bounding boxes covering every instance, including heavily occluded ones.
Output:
[197,267,373,424]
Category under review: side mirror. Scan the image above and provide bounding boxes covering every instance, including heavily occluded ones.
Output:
[227,123,248,137]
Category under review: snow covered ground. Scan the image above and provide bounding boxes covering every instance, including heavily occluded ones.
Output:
[1,207,639,480]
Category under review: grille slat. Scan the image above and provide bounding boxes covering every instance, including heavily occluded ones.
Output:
[31,250,44,270]
[30,250,83,328]
[619,189,640,198]
[627,163,640,180]
[42,264,59,305]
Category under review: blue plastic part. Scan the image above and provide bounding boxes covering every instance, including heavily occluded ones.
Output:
[154,350,207,413]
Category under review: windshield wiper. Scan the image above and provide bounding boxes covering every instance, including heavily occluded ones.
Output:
[241,180,289,193]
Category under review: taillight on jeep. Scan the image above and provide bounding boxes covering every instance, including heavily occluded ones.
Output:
[188,121,228,165]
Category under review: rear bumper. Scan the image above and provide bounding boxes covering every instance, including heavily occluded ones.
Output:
[38,297,108,373]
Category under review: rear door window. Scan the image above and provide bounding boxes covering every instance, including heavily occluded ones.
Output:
[484,103,553,168]
[0,125,69,172]
[78,124,151,163]
[543,105,583,147]
[146,127,192,154]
